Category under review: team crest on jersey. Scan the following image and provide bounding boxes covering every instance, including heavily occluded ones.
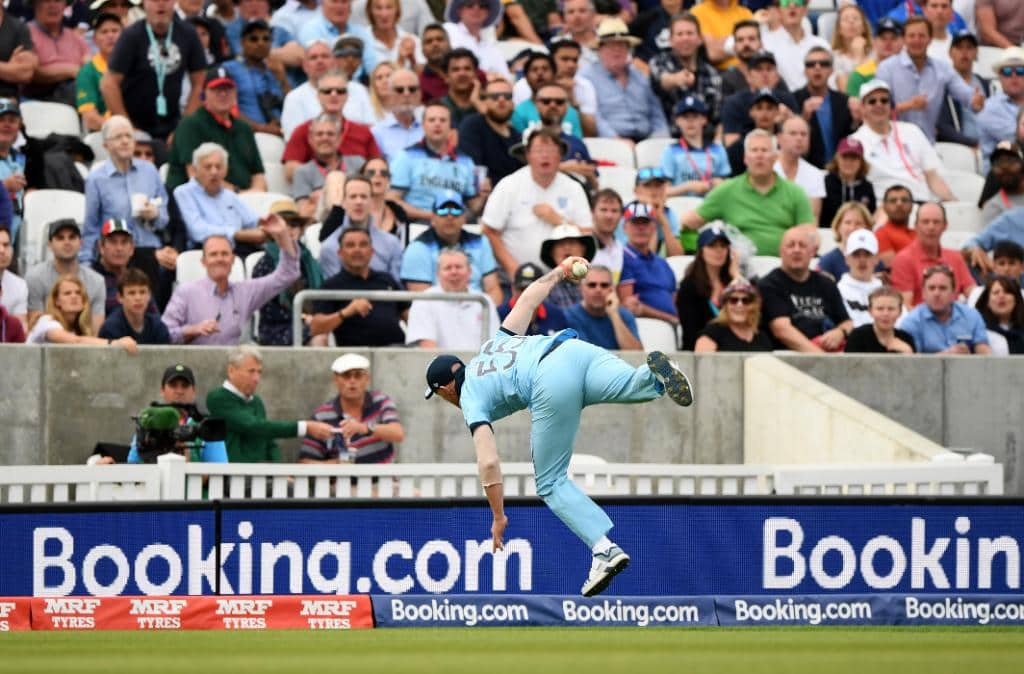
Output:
[148,42,183,75]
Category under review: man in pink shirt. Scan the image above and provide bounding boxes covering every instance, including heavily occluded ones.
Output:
[890,201,976,307]
[25,0,89,105]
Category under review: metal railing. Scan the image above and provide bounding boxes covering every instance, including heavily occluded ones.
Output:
[291,289,493,347]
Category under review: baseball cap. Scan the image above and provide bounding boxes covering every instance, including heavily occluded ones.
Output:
[836,136,864,157]
[101,218,132,238]
[432,190,466,213]
[951,30,978,47]
[993,47,1024,75]
[697,224,730,249]
[47,218,80,239]
[673,95,708,117]
[845,229,878,256]
[204,66,235,89]
[859,79,891,100]
[333,34,364,57]
[635,167,668,185]
[0,98,21,117]
[514,262,543,289]
[241,19,269,37]
[876,17,903,36]
[721,277,757,301]
[747,50,776,68]
[991,140,1024,164]
[751,88,780,106]
[161,364,196,387]
[623,200,655,222]
[424,354,466,399]
[331,353,370,374]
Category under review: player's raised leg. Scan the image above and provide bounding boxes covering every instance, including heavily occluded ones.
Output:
[646,351,694,407]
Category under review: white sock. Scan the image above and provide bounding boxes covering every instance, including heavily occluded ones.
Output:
[591,536,613,554]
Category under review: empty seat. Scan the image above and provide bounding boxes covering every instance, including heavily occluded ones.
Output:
[597,166,637,203]
[635,317,680,351]
[263,161,288,194]
[747,255,781,279]
[20,101,81,138]
[939,170,985,204]
[254,132,286,166]
[935,142,979,174]
[302,222,322,259]
[944,201,984,232]
[665,255,694,284]
[20,189,86,270]
[238,191,291,216]
[634,138,673,169]
[583,137,636,168]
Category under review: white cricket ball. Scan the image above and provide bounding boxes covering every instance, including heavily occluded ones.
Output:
[571,261,589,279]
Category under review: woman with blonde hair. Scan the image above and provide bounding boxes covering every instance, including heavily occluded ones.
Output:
[830,4,872,93]
[694,278,772,352]
[367,0,422,72]
[817,201,881,281]
[368,61,397,124]
[27,276,136,352]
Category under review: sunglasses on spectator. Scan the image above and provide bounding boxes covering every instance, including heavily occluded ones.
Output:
[1000,66,1024,77]
[364,168,390,177]
[885,195,912,203]
[583,282,612,289]
[487,92,514,101]
[435,206,465,216]
[805,59,832,69]
[536,97,567,106]
[864,96,891,105]
[726,295,754,305]
[319,87,347,95]
[393,85,420,94]
[246,35,271,42]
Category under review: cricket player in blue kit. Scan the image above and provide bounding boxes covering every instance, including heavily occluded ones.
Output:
[424,255,693,596]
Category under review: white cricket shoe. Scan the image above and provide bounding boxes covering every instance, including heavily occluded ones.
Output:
[580,545,630,597]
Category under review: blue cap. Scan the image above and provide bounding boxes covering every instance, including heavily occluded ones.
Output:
[635,167,668,185]
[673,95,707,117]
[623,200,655,222]
[876,17,903,36]
[951,29,978,46]
[424,354,466,399]
[432,190,465,213]
[697,224,730,249]
[751,88,780,106]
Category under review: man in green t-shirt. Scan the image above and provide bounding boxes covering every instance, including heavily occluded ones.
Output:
[677,128,815,256]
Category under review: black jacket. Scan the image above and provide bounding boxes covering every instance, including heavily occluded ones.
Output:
[793,87,855,168]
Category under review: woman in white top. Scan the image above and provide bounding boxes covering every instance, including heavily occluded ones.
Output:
[28,276,137,352]
[368,61,396,125]
[367,0,423,72]
[829,4,872,94]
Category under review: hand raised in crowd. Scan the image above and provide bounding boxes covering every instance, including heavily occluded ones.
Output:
[605,289,620,312]
[398,35,417,65]
[305,420,337,441]
[259,213,289,241]
[967,246,994,274]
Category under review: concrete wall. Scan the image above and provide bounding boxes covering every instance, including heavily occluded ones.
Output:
[1,345,1021,494]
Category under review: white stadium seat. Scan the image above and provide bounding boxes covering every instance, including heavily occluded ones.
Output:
[941,230,974,251]
[935,142,979,174]
[83,131,109,163]
[939,169,985,204]
[20,101,81,138]
[974,46,1003,78]
[20,189,85,270]
[176,250,244,284]
[666,196,703,216]
[748,255,781,279]
[597,166,636,203]
[302,222,322,259]
[665,255,693,285]
[816,11,837,43]
[583,137,636,168]
[407,223,429,241]
[943,201,984,232]
[263,161,288,194]
[254,132,285,166]
[159,163,169,184]
[817,234,840,258]
[238,191,291,216]
[634,138,673,169]
[494,39,547,63]
[635,317,680,352]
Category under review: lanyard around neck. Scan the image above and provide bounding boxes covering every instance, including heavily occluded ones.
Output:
[146,21,174,105]
[679,138,712,183]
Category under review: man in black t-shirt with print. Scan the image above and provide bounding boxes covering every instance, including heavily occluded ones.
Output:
[0,5,36,100]
[759,226,852,353]
[100,0,207,142]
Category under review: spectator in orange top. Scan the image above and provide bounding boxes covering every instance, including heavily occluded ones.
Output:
[875,184,917,269]
[890,201,976,307]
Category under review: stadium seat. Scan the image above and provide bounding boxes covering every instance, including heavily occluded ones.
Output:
[159,163,169,184]
[666,195,703,216]
[407,223,429,241]
[634,138,673,168]
[665,254,693,284]
[816,11,837,43]
[583,138,636,168]
[494,39,547,63]
[238,191,291,216]
[302,222,322,259]
[463,223,481,234]
[245,251,265,278]
[597,166,637,203]
[974,46,1003,78]
[817,234,840,258]
[83,131,109,163]
[935,142,979,174]
[808,0,836,10]
[175,249,244,284]
[263,161,288,194]
[254,132,286,166]
[944,201,984,232]
[20,101,81,139]
[747,255,781,279]
[75,162,90,180]
[939,169,985,204]
[635,317,680,351]
[20,189,85,270]
[941,230,974,250]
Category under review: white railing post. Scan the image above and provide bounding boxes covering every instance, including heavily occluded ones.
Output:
[157,453,187,500]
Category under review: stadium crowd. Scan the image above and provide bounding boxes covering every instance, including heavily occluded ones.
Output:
[3,0,1024,459]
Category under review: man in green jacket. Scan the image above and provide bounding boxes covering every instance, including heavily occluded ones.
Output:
[207,344,336,462]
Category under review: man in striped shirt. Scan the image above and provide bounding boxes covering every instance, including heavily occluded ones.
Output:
[301,353,405,463]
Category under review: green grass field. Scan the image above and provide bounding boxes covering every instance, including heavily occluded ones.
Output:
[4,627,1024,674]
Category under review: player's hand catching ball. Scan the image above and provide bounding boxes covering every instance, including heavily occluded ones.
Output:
[491,514,508,552]
[560,256,589,283]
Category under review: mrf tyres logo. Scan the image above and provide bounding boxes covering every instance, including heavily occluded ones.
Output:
[129,598,188,630]
[216,598,273,629]
[300,599,359,630]
[0,601,18,632]
[763,517,1022,591]
[32,522,533,596]
[42,597,102,629]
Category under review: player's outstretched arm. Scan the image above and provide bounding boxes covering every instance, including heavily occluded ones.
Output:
[473,424,508,551]
[501,256,589,335]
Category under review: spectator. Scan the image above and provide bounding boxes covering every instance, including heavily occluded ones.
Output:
[618,201,678,325]
[0,100,25,246]
[251,199,324,347]
[525,82,596,192]
[206,345,335,462]
[280,41,336,139]
[162,213,300,345]
[539,224,597,309]
[886,0,968,32]
[271,0,321,39]
[628,0,678,63]
[418,23,456,102]
[442,0,510,79]
[774,116,825,221]
[302,352,405,464]
[891,202,976,306]
[851,79,955,203]
[499,0,549,44]
[689,0,754,71]
[559,0,599,67]
[680,129,816,256]
[976,0,1024,49]
[718,19,762,98]
[550,38,598,138]
[77,12,122,132]
[352,0,436,42]
[694,277,772,352]
[976,275,1024,354]
[0,275,23,342]
[564,264,641,350]
[26,219,106,333]
[724,87,782,176]
[846,17,904,98]
[222,19,289,136]
[649,12,723,128]
[677,225,736,350]
[482,128,593,277]
[366,61,396,126]
[310,227,406,346]
[582,17,670,142]
[794,46,855,169]
[97,266,170,343]
[371,67,425,161]
[830,4,873,94]
[365,0,422,71]
[0,225,25,325]
[458,77,523,187]
[82,116,170,290]
[590,188,625,279]
[360,157,410,244]
[938,30,988,148]
[297,0,375,75]
[836,229,884,328]
[820,136,876,230]
[844,285,916,353]
[318,174,403,280]
[289,115,346,219]
[897,264,991,353]
[282,71,381,183]
[624,166,684,256]
[497,261,569,335]
[661,97,730,205]
[178,2,231,65]
[439,48,483,128]
[721,51,799,147]
[27,275,136,350]
[325,36,377,125]
[405,247,499,348]
[101,0,206,143]
[401,190,501,303]
[923,0,958,61]
[166,66,268,193]
[981,141,1024,225]
[977,48,1024,165]
[875,184,917,268]
[25,0,89,105]
[984,241,1024,287]
[224,0,301,59]
[876,16,983,143]
[817,202,880,281]
[90,219,158,316]
[173,143,261,251]
[0,4,35,103]
[760,0,828,91]
[758,225,852,352]
[511,53,584,138]
[963,206,1024,275]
